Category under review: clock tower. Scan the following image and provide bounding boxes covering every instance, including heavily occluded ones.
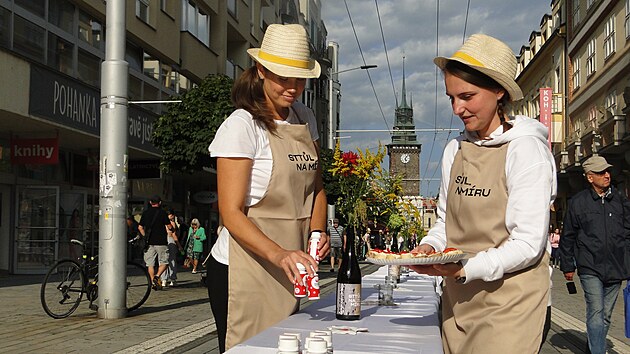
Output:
[387,59,421,196]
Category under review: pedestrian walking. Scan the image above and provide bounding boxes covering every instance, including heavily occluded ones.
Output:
[185,218,206,274]
[549,227,560,268]
[138,195,173,290]
[161,210,183,287]
[559,155,630,354]
[409,33,557,353]
[206,24,330,352]
[327,218,345,272]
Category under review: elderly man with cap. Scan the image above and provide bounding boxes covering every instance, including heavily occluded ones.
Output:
[560,155,630,354]
[138,195,173,290]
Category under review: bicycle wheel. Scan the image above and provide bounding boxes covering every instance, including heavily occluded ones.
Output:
[41,260,85,319]
[126,261,151,311]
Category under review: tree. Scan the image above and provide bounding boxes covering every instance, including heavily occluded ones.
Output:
[152,74,234,173]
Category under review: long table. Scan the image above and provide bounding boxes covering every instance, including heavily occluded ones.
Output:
[226,266,443,353]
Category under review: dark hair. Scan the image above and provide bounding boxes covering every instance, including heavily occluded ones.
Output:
[444,60,511,123]
[231,66,277,133]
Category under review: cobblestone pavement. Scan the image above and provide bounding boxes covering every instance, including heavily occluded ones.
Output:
[1,263,629,353]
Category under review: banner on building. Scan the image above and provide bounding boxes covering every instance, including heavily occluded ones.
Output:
[539,87,552,148]
[11,137,59,165]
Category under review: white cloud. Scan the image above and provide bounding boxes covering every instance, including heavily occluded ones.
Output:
[321,0,551,196]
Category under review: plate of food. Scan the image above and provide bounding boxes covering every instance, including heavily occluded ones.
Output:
[366,248,469,265]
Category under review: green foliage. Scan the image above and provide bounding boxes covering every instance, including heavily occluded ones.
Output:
[152,74,235,173]
[320,147,341,202]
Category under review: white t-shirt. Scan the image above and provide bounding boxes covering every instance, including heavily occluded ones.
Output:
[208,102,319,265]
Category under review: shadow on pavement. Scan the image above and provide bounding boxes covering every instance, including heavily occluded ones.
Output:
[129,297,209,316]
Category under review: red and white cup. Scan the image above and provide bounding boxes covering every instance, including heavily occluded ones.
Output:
[308,232,321,263]
[307,272,320,300]
[294,263,308,298]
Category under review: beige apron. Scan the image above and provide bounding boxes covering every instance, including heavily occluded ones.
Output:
[225,121,318,350]
[442,140,549,354]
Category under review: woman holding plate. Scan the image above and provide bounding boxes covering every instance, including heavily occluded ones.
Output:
[409,34,556,353]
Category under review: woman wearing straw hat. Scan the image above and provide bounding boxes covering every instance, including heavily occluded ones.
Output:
[207,24,330,352]
[409,34,556,353]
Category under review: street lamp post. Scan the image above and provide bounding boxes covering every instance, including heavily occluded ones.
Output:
[327,64,377,149]
[327,64,377,223]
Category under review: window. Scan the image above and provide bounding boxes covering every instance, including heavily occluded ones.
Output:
[77,49,101,87]
[79,11,103,50]
[587,0,595,9]
[226,58,236,79]
[143,52,160,81]
[227,0,237,16]
[625,0,630,39]
[136,0,150,23]
[0,7,10,49]
[586,38,596,77]
[13,15,45,63]
[588,106,597,129]
[49,0,75,34]
[48,33,74,76]
[605,91,617,115]
[15,0,45,18]
[572,0,580,28]
[603,15,615,59]
[181,1,210,46]
[572,57,580,90]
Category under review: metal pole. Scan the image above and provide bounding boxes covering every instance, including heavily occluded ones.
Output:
[98,0,129,319]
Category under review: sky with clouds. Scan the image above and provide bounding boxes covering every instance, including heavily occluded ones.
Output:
[320,0,552,197]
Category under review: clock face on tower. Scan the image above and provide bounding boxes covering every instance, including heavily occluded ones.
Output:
[400,153,410,164]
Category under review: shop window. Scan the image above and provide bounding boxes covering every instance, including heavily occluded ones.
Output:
[79,11,103,50]
[129,74,142,101]
[126,42,143,72]
[77,49,101,87]
[47,33,74,76]
[13,15,45,63]
[143,52,160,81]
[49,0,75,34]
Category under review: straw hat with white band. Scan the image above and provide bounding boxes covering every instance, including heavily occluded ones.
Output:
[434,34,523,101]
[247,24,321,79]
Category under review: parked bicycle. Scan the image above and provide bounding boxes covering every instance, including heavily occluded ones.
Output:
[40,239,151,319]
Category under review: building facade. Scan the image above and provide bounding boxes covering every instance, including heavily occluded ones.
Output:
[0,0,330,275]
[513,0,630,229]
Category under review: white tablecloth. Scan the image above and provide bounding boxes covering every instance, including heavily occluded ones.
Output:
[226,266,443,353]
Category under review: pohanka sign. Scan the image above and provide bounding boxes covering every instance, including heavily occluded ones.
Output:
[11,137,59,165]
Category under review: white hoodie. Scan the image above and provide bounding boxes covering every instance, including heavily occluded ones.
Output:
[421,115,557,282]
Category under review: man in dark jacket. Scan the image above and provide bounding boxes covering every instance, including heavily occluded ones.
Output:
[559,156,630,354]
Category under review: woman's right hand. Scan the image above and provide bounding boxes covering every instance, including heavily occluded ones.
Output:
[408,244,436,275]
[413,244,435,255]
[272,249,318,284]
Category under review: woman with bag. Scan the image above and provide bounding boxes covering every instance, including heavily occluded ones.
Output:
[185,218,206,274]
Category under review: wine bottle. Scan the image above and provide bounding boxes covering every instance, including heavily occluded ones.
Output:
[336,227,361,320]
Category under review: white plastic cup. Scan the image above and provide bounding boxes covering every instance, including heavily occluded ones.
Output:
[306,337,327,354]
[277,334,299,352]
[311,333,332,352]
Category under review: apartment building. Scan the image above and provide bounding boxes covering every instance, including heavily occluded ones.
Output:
[513,0,630,228]
[0,0,330,275]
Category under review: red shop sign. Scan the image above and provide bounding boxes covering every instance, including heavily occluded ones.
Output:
[11,137,59,165]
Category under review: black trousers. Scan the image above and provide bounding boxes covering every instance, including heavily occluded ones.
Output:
[207,255,228,353]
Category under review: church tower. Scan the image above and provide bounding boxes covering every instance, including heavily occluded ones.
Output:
[387,58,421,196]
